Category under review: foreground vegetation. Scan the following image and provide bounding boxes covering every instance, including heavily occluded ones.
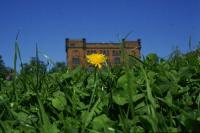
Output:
[0,42,200,133]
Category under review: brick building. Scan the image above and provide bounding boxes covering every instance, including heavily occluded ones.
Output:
[65,38,141,68]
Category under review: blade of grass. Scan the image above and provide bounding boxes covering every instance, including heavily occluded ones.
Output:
[141,65,158,131]
[12,32,20,101]
[141,66,156,107]
[35,44,56,133]
[119,36,136,119]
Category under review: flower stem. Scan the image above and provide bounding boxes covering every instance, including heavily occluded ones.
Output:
[87,67,97,112]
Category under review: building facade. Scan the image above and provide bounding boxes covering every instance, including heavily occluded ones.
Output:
[65,38,141,68]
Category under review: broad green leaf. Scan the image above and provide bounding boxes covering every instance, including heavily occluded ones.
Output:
[52,91,67,111]
[92,114,115,131]
[112,89,128,105]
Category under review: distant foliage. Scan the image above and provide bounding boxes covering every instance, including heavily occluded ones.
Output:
[0,55,7,78]
[49,62,66,73]
[0,55,12,79]
[21,57,47,74]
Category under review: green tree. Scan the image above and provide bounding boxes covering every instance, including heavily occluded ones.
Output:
[0,55,7,79]
[49,62,66,73]
[21,57,47,74]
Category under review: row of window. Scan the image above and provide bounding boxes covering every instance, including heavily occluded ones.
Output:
[72,58,80,65]
[72,49,137,56]
[72,57,120,65]
[86,50,121,56]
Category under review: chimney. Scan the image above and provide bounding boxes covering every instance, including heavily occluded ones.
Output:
[83,38,86,48]
[137,38,141,50]
[65,38,69,52]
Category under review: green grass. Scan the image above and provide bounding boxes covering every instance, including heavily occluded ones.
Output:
[0,40,200,133]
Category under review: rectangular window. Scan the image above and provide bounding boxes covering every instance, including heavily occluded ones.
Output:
[73,50,78,53]
[103,50,109,55]
[87,50,90,54]
[107,50,109,55]
[92,50,96,53]
[112,50,115,55]
[70,43,76,47]
[72,57,80,65]
[113,50,120,56]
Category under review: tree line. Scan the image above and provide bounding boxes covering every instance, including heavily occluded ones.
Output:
[0,55,66,80]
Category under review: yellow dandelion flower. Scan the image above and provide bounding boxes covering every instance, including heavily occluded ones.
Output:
[86,53,107,69]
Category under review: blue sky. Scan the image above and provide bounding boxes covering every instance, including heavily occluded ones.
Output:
[0,0,199,67]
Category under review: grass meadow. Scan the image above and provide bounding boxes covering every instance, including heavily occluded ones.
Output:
[0,38,200,133]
